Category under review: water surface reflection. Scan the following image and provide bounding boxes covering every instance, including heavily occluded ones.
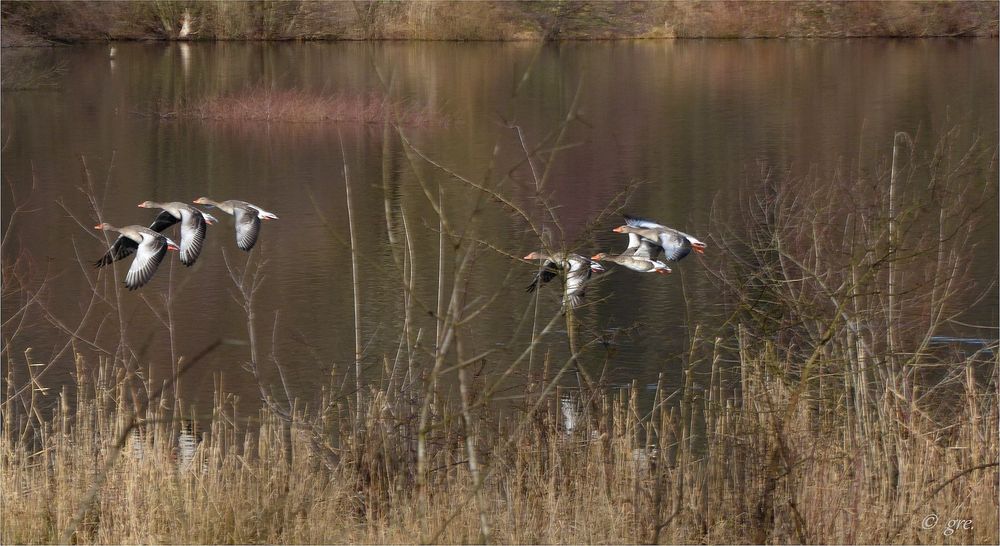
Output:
[2,40,996,413]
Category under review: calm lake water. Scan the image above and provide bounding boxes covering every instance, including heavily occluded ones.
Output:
[2,40,997,413]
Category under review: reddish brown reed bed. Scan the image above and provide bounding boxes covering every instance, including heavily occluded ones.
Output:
[164,88,446,126]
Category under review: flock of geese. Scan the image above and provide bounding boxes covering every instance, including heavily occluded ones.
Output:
[93,203,703,304]
[94,198,278,289]
[524,215,706,309]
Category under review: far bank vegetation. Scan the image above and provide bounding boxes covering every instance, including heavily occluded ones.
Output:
[1,0,997,46]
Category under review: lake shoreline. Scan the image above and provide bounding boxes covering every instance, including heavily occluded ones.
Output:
[2,0,997,47]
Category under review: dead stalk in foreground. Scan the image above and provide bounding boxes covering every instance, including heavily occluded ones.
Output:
[340,130,365,426]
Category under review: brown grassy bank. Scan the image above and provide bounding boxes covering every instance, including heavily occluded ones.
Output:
[2,0,997,45]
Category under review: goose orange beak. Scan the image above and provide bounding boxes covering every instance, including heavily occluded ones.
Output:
[93,224,102,229]
[167,244,179,251]
[612,226,625,233]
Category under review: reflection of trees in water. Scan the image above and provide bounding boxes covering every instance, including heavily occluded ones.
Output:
[0,49,66,91]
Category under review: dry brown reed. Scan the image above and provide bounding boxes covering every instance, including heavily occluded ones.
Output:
[2,333,995,543]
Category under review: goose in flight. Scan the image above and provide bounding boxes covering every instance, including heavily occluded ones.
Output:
[613,215,706,262]
[94,202,216,268]
[136,201,217,266]
[590,253,671,275]
[524,251,604,309]
[94,223,178,290]
[192,198,278,251]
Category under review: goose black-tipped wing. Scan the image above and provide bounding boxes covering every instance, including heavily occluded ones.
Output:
[94,235,138,267]
[124,234,168,290]
[148,210,180,233]
[97,210,179,267]
[634,239,664,260]
[526,262,560,293]
[178,209,207,266]
[234,206,261,251]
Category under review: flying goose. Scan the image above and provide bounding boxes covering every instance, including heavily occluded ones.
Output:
[192,198,278,251]
[94,202,216,268]
[524,251,605,309]
[590,253,671,274]
[136,201,217,266]
[613,215,706,262]
[94,224,178,290]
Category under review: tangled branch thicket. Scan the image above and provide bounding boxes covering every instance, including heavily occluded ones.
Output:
[1,118,997,544]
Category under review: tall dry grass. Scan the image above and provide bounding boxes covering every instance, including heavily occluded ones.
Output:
[2,334,995,543]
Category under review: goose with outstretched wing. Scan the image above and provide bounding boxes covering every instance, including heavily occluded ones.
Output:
[192,198,278,251]
[613,215,706,262]
[137,201,217,266]
[94,202,216,267]
[524,251,605,309]
[94,223,179,290]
